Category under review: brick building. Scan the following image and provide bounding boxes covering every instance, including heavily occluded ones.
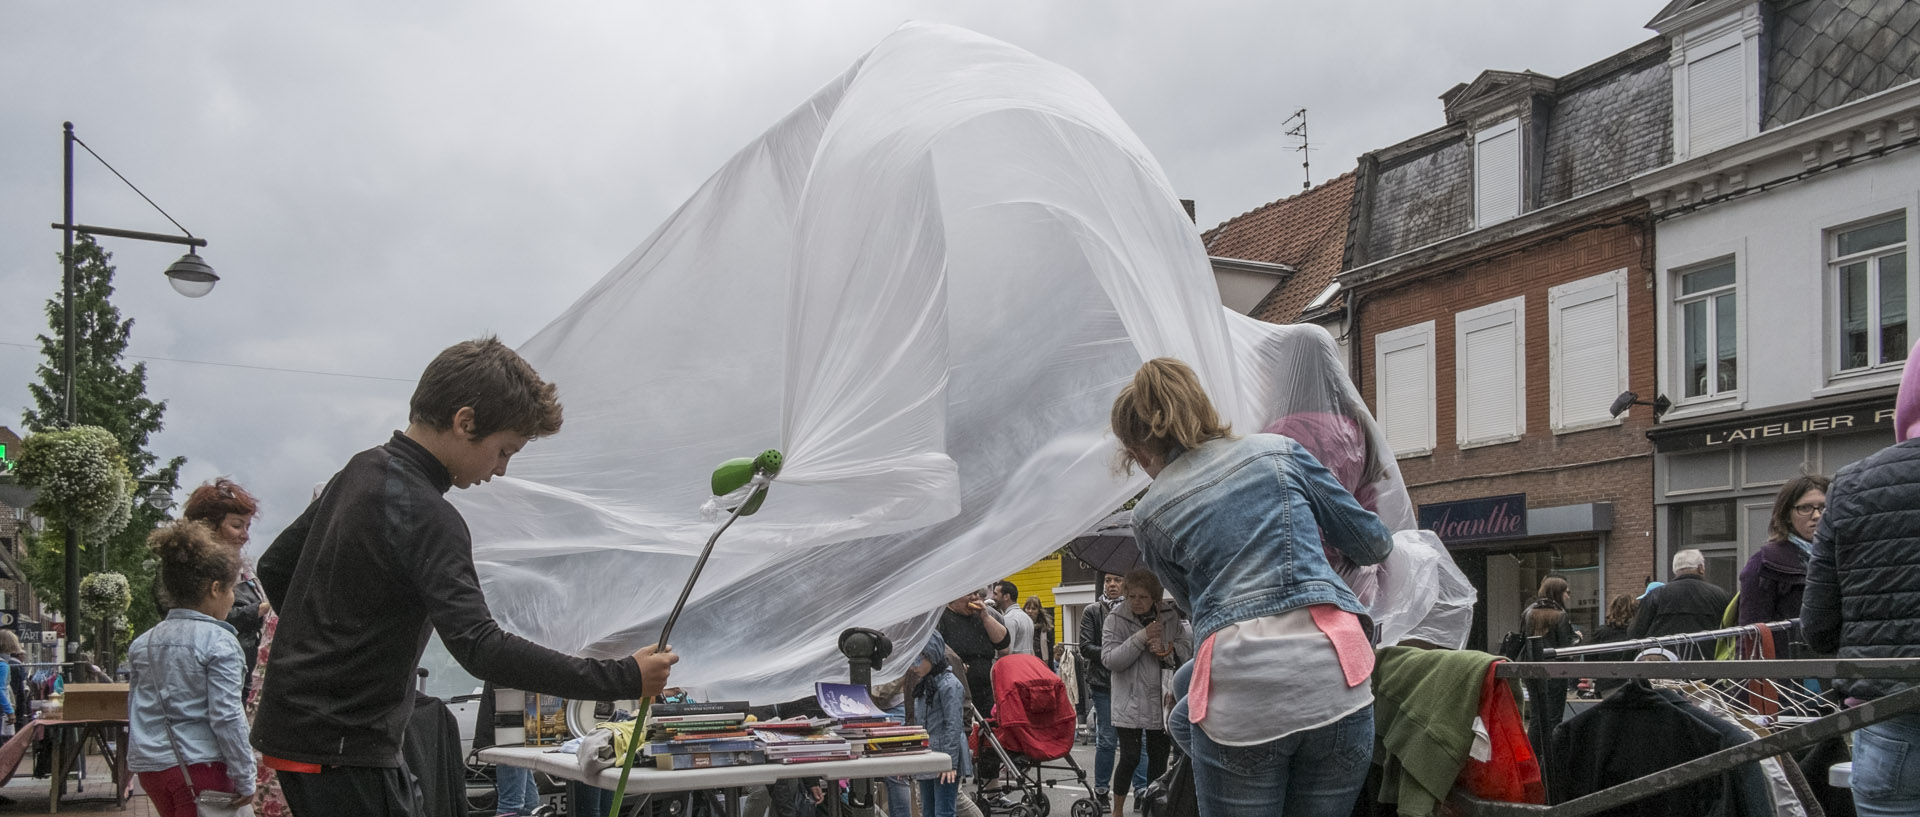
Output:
[0,425,44,653]
[1337,39,1674,650]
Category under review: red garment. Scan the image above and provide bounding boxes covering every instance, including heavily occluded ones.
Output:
[1460,663,1545,804]
[138,761,236,817]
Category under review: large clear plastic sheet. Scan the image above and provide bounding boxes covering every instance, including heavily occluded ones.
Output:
[452,23,1471,702]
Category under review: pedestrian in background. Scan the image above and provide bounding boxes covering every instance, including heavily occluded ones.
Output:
[1803,339,1920,816]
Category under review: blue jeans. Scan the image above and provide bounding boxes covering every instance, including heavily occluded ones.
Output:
[1091,687,1149,794]
[884,704,913,817]
[568,781,613,817]
[918,778,959,817]
[1170,662,1372,817]
[1854,712,1920,816]
[495,765,537,816]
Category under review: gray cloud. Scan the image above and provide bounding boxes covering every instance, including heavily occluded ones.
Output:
[2,1,1662,556]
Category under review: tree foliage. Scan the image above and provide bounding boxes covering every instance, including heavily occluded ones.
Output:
[21,235,185,651]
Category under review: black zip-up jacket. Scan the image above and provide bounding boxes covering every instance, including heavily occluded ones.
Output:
[1078,597,1113,691]
[252,432,645,767]
[1804,437,1920,700]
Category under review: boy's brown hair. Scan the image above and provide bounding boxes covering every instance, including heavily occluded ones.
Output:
[409,336,564,439]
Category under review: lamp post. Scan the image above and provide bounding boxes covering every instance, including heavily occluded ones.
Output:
[51,122,218,669]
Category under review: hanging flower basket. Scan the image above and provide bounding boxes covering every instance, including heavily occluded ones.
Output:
[14,426,134,542]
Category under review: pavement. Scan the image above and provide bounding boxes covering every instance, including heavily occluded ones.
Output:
[0,758,152,815]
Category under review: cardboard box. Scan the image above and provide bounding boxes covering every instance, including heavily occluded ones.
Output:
[63,683,130,721]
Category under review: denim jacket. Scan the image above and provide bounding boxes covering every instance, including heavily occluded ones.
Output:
[127,608,256,795]
[1133,434,1393,645]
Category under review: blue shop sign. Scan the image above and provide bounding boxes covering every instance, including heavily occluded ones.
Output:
[1418,493,1528,544]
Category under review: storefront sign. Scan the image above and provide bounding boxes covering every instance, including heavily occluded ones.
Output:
[1418,493,1528,544]
[0,609,14,629]
[16,621,38,645]
[1651,401,1896,452]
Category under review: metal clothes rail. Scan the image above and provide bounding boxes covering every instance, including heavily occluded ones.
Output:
[1448,618,1920,817]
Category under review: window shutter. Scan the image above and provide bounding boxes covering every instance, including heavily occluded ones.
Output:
[1475,123,1521,226]
[1687,43,1745,155]
[1376,323,1435,457]
[1457,299,1523,445]
[1551,272,1626,431]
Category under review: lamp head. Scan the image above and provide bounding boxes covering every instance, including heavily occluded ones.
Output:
[709,449,784,516]
[1609,391,1639,418]
[164,251,218,298]
[1609,391,1673,419]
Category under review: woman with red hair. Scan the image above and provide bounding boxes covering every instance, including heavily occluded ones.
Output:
[182,477,289,816]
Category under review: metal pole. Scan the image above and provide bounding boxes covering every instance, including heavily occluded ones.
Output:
[61,122,79,673]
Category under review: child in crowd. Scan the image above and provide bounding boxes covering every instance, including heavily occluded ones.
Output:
[127,521,256,817]
[910,630,969,817]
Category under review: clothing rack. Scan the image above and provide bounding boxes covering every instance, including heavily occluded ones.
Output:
[1534,619,1798,661]
[1454,640,1920,817]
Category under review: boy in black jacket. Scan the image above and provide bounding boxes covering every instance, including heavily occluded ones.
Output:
[254,336,677,816]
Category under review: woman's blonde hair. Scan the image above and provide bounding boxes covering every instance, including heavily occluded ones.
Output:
[1110,358,1233,474]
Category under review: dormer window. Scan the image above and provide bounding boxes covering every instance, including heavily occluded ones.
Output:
[1474,118,1522,226]
[1654,0,1762,160]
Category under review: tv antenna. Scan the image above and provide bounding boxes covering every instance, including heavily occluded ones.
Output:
[1284,108,1313,191]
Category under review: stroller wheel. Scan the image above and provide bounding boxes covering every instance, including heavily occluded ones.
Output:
[1027,790,1051,817]
[1070,799,1100,817]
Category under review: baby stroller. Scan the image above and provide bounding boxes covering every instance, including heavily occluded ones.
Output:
[968,654,1101,817]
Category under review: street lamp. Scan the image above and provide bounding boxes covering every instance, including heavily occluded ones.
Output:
[48,122,217,667]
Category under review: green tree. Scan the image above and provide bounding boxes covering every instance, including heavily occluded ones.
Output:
[22,234,186,656]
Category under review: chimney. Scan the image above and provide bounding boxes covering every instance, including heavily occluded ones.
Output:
[1179,199,1196,223]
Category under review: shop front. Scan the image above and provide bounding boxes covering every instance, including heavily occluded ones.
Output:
[1650,389,1898,597]
[1420,494,1615,653]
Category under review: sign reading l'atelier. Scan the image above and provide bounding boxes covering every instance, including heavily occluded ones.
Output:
[1417,493,1527,544]
[1652,401,1896,452]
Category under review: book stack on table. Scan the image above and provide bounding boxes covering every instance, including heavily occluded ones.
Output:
[836,717,931,758]
[643,701,767,771]
[753,719,858,765]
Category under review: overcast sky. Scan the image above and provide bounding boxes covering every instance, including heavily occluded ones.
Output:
[1,2,1664,555]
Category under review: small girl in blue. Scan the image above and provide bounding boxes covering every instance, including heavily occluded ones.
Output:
[909,630,970,817]
[127,521,256,817]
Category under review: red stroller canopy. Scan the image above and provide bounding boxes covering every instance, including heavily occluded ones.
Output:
[990,654,1077,762]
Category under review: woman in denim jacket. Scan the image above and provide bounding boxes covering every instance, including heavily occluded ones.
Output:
[127,520,256,817]
[1111,358,1393,817]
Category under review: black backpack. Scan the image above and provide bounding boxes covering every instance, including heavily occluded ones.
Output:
[1498,630,1529,661]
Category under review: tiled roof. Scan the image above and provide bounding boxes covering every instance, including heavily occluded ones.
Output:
[1201,172,1357,324]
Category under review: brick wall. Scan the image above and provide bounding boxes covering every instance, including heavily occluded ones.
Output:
[1358,210,1658,597]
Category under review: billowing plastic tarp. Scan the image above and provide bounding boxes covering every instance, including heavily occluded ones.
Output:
[454,22,1470,703]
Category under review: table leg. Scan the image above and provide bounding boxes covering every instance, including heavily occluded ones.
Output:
[49,729,70,814]
[114,725,129,806]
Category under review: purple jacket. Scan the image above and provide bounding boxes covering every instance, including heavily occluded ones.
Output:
[1736,539,1806,626]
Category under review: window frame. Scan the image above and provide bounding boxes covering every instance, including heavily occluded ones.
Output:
[1375,321,1437,459]
[1454,296,1527,449]
[1549,270,1630,434]
[1827,212,1911,379]
[1674,257,1740,405]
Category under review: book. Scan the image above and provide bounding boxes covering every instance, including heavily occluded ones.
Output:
[649,712,748,725]
[645,738,761,755]
[654,750,767,771]
[524,693,567,746]
[815,683,885,720]
[652,701,751,718]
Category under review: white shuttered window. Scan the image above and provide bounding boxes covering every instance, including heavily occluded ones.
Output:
[1475,119,1522,226]
[1549,271,1630,432]
[1376,321,1437,458]
[1456,297,1526,447]
[1686,41,1745,156]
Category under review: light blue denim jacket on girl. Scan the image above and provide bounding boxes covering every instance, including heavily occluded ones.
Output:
[1132,434,1393,645]
[126,608,256,795]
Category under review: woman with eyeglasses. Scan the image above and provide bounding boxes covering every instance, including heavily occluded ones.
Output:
[1736,475,1830,628]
